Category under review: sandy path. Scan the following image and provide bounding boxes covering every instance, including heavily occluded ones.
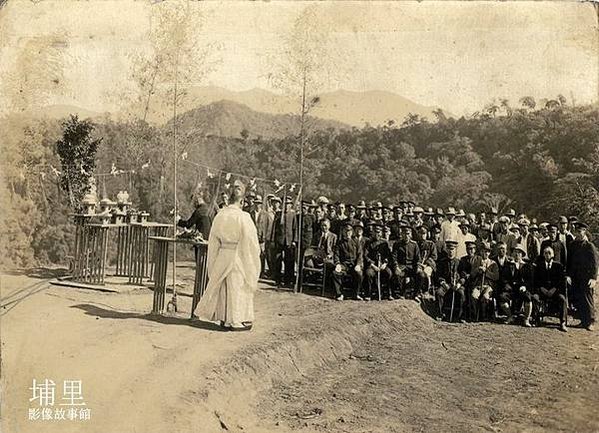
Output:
[1,270,598,433]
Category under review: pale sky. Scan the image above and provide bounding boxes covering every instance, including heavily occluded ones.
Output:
[0,0,597,115]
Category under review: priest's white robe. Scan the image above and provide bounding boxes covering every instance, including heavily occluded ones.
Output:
[195,205,261,326]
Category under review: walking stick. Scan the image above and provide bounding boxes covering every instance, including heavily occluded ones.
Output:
[377,252,382,301]
[449,261,458,322]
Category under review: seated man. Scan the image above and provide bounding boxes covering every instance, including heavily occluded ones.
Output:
[364,223,395,301]
[416,224,438,297]
[469,241,499,321]
[533,246,568,332]
[509,245,534,327]
[307,218,337,292]
[495,242,515,322]
[332,222,363,301]
[392,224,421,299]
[458,240,478,319]
[435,240,465,322]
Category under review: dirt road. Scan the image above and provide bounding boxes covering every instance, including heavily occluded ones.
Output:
[1,267,598,433]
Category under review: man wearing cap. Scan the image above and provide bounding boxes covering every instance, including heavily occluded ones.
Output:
[494,242,517,322]
[416,224,438,296]
[488,208,499,241]
[470,241,499,321]
[517,218,540,262]
[255,195,274,278]
[440,207,461,249]
[509,244,535,327]
[533,246,568,332]
[272,196,297,288]
[364,223,395,301]
[495,216,516,257]
[389,206,404,241]
[558,215,574,252]
[392,224,421,299]
[539,224,566,267]
[333,222,364,301]
[411,206,425,228]
[456,220,476,259]
[295,200,315,288]
[435,239,465,321]
[458,240,479,318]
[567,222,598,331]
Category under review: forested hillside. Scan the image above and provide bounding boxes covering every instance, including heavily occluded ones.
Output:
[1,97,598,269]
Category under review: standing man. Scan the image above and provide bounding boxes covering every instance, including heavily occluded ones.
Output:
[333,222,363,301]
[296,200,315,289]
[567,222,598,331]
[255,195,274,279]
[272,197,297,288]
[440,207,461,249]
[539,224,567,266]
[194,180,260,331]
[177,188,212,241]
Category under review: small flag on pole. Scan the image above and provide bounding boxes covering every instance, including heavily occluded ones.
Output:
[225,172,232,181]
[141,160,150,170]
[180,151,188,160]
[110,163,118,176]
[207,168,214,178]
[50,165,61,177]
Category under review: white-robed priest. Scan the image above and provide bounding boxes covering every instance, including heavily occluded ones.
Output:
[194,179,261,331]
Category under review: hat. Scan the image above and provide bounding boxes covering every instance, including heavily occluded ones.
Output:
[547,223,558,230]
[456,209,466,218]
[347,204,356,211]
[271,196,282,203]
[436,208,445,216]
[353,220,364,228]
[509,224,521,232]
[498,216,509,223]
[285,197,294,204]
[342,221,353,228]
[505,209,516,217]
[413,206,424,214]
[490,207,499,215]
[460,219,471,226]
[254,195,263,204]
[446,207,456,215]
[357,200,367,209]
[513,244,527,255]
[407,201,415,206]
[569,215,579,222]
[539,222,549,228]
[575,222,589,229]
[479,241,492,251]
[424,207,434,216]
[558,215,568,224]
[529,224,539,231]
[374,201,383,208]
[465,240,477,246]
[317,196,330,205]
[445,239,459,247]
[517,218,530,226]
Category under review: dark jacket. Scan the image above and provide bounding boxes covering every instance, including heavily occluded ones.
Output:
[177,203,212,239]
[435,255,461,287]
[539,239,567,266]
[495,256,515,294]
[418,239,438,271]
[567,239,599,282]
[334,237,363,268]
[364,238,395,269]
[392,239,421,273]
[534,260,566,294]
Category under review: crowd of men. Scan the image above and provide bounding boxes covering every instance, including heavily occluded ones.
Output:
[179,190,598,333]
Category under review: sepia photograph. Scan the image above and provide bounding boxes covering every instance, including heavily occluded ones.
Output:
[1,0,598,432]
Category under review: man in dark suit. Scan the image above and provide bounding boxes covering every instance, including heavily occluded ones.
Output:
[567,222,598,331]
[539,224,567,266]
[364,223,395,301]
[295,200,315,290]
[495,242,516,321]
[392,224,421,299]
[332,222,363,301]
[534,245,568,332]
[416,224,438,296]
[177,191,212,240]
[435,240,465,322]
[272,197,297,288]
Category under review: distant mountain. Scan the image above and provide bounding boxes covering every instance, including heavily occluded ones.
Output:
[167,99,348,140]
[182,86,443,127]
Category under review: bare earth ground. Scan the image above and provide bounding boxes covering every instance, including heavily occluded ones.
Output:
[1,263,598,433]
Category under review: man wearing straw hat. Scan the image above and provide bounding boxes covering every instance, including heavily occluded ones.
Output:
[194,179,261,331]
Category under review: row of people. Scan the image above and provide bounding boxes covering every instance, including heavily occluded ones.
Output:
[178,191,597,332]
